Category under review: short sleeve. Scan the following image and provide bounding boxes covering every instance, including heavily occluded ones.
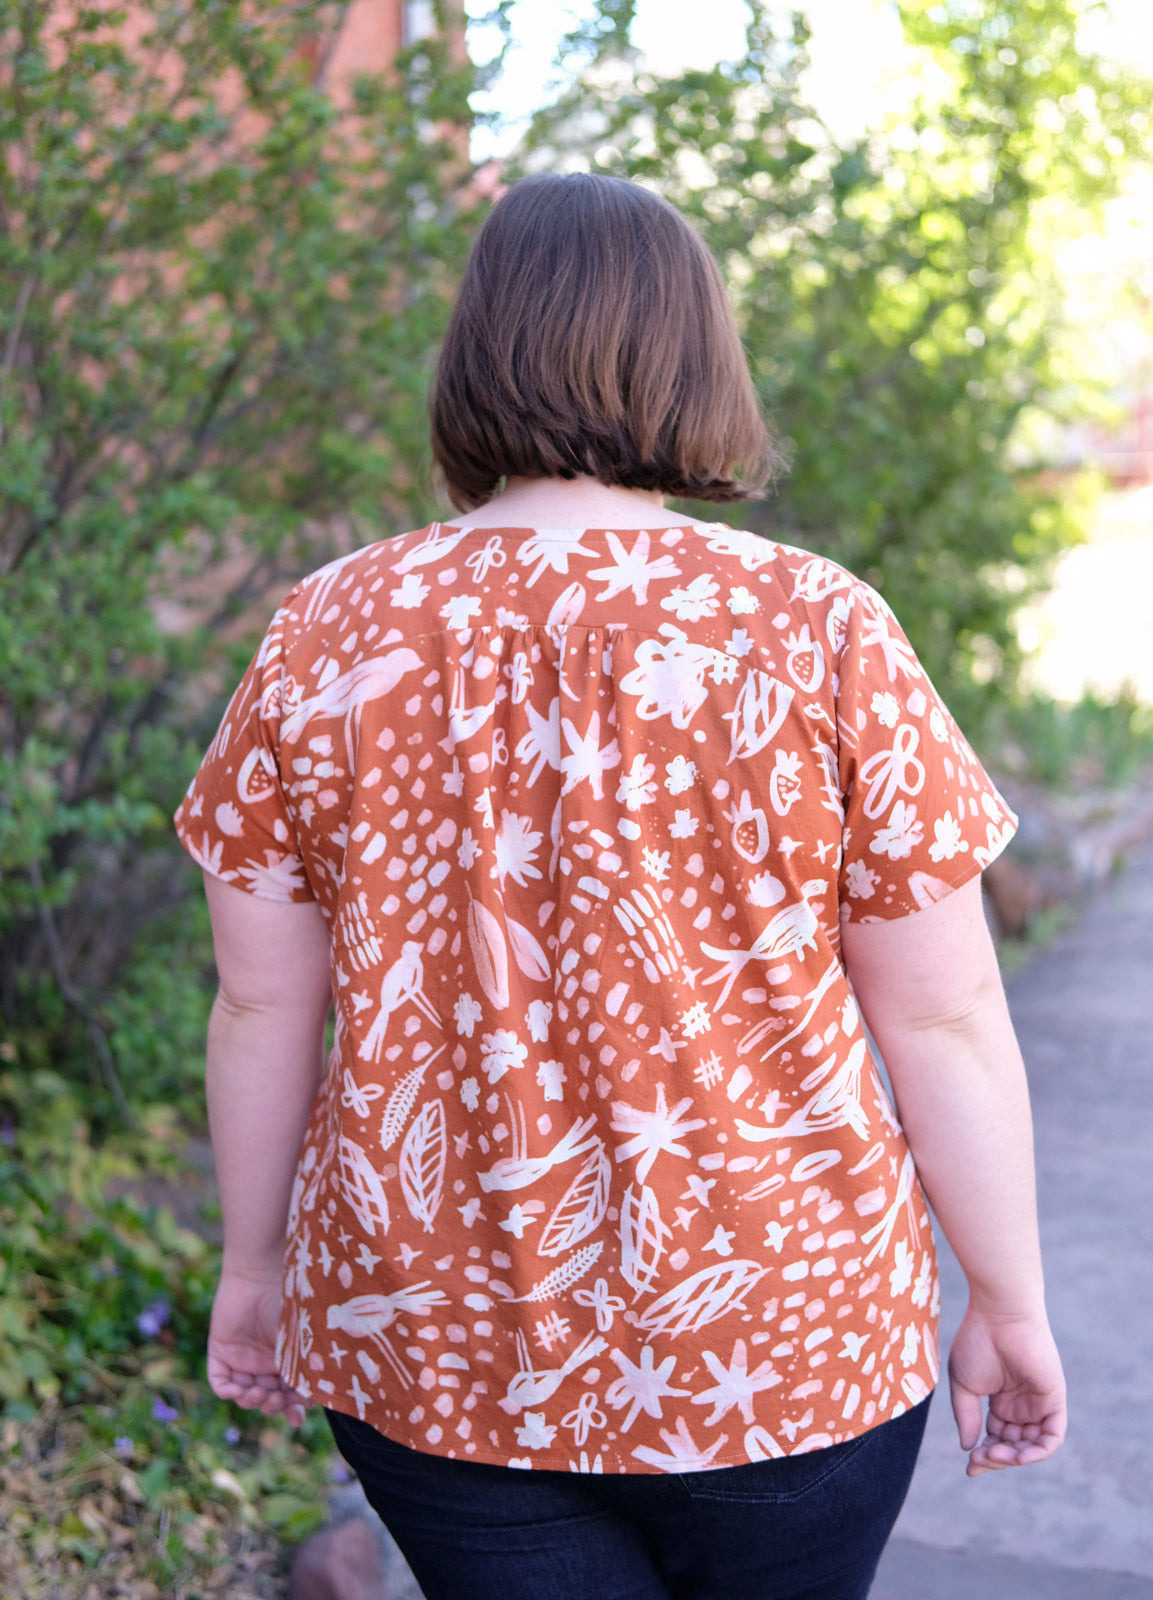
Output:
[173,605,314,904]
[834,582,1016,921]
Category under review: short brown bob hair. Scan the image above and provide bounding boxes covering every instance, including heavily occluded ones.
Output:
[430,173,777,510]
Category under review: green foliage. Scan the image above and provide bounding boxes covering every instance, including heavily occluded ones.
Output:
[0,1067,335,1582]
[521,0,1150,731]
[993,685,1153,790]
[0,0,498,1110]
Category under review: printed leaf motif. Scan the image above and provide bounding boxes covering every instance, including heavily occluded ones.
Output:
[399,1099,447,1233]
[379,1061,429,1151]
[619,1183,672,1299]
[507,915,551,983]
[634,1260,767,1338]
[468,896,510,1009]
[538,1142,611,1258]
[338,1135,391,1238]
[515,1241,604,1302]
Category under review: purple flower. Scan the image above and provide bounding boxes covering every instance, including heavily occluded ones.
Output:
[330,1461,352,1484]
[136,1299,170,1338]
[113,1436,134,1459]
[0,1116,15,1147]
[224,1427,241,1445]
[151,1398,179,1423]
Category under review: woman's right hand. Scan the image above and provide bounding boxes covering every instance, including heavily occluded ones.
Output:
[947,1304,1067,1477]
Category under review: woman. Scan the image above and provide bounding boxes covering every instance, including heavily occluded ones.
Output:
[176,174,1065,1600]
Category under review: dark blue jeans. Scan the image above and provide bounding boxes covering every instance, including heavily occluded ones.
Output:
[326,1396,930,1600]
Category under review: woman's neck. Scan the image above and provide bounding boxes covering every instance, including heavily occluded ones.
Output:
[443,476,715,533]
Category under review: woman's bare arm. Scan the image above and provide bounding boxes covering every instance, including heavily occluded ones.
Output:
[203,874,333,1424]
[841,876,1066,1475]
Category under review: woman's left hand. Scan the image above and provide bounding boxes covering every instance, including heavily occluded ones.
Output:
[207,1266,310,1429]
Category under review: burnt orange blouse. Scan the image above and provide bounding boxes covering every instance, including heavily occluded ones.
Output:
[175,522,1015,1473]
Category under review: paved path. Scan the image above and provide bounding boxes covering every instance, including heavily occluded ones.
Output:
[874,839,1153,1597]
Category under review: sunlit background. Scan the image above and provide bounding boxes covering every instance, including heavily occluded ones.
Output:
[467,0,1153,704]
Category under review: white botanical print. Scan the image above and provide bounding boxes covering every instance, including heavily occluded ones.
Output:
[176,521,1008,1476]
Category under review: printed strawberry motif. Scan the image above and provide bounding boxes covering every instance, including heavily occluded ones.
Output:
[784,625,825,693]
[724,789,771,863]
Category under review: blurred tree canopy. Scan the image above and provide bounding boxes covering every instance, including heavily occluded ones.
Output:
[0,0,490,1113]
[0,0,1148,1113]
[523,0,1150,720]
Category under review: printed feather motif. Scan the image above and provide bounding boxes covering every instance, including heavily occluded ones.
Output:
[378,1061,429,1152]
[537,1142,610,1257]
[507,915,551,983]
[399,1099,447,1233]
[634,1260,767,1338]
[619,1183,672,1299]
[514,1241,604,1302]
[467,896,510,1009]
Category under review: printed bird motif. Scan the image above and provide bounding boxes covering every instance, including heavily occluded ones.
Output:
[499,1329,608,1414]
[358,942,440,1062]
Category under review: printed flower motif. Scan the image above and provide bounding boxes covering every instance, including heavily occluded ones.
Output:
[588,530,680,604]
[611,1083,707,1183]
[727,586,759,615]
[669,809,698,839]
[454,993,483,1037]
[726,628,754,657]
[515,1412,557,1450]
[664,755,697,795]
[616,754,658,811]
[480,1029,527,1085]
[460,1077,480,1112]
[440,594,482,630]
[844,860,879,899]
[457,828,481,870]
[494,810,542,886]
[605,1346,690,1432]
[661,573,720,621]
[929,810,968,863]
[391,573,429,609]
[871,691,900,728]
[869,801,924,861]
[929,705,949,742]
[690,1338,782,1426]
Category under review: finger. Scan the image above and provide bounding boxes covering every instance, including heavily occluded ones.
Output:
[950,1381,984,1453]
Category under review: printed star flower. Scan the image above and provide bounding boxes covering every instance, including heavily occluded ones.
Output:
[616,753,658,811]
[588,529,680,604]
[691,1339,782,1426]
[630,1416,731,1472]
[670,809,698,839]
[605,1346,690,1432]
[494,809,543,886]
[611,1083,707,1182]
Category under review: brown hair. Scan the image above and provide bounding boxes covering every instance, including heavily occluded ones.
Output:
[430,173,777,510]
